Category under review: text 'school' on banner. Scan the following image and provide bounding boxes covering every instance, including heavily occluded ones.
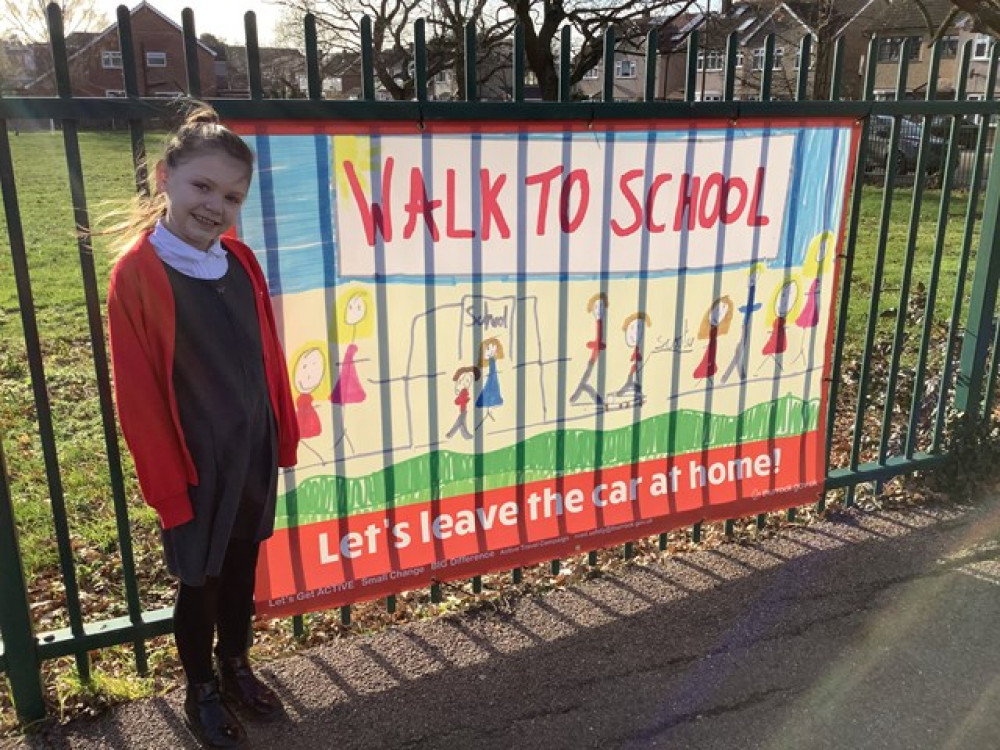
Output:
[233,119,860,617]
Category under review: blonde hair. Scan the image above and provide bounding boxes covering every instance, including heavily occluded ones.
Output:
[98,101,255,258]
[621,312,650,332]
[698,296,734,339]
[586,292,608,313]
[478,337,505,367]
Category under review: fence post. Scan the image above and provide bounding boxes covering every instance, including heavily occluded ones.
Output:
[955,141,1000,417]
[0,439,45,722]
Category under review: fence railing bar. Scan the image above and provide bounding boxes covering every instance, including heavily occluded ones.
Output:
[935,42,1000,446]
[305,14,322,100]
[73,3,154,679]
[644,28,657,103]
[550,23,572,576]
[34,607,174,661]
[878,40,942,464]
[603,25,615,104]
[246,11,264,101]
[42,2,91,681]
[413,15,443,611]
[824,38,875,510]
[597,25,631,561]
[845,40,910,506]
[907,42,972,458]
[685,30,698,104]
[414,19,427,103]
[0,150,46,719]
[796,34,811,102]
[118,7,149,196]
[826,452,949,489]
[760,34,775,102]
[512,23,524,105]
[829,36,845,102]
[723,32,737,103]
[181,8,201,98]
[361,16,375,101]
[5,98,1000,123]
[982,303,1000,420]
[511,21,526,585]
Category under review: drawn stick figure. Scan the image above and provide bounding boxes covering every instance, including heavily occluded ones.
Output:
[570,292,608,406]
[446,366,480,440]
[475,337,505,429]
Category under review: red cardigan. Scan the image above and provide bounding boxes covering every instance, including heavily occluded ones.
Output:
[107,231,299,529]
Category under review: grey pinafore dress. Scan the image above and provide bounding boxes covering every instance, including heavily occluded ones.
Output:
[161,256,278,587]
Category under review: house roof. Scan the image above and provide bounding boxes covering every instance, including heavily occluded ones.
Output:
[23,1,216,89]
[861,0,966,34]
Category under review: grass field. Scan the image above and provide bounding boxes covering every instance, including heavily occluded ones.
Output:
[0,129,985,607]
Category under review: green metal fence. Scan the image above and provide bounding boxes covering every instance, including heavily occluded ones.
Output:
[2,5,1000,724]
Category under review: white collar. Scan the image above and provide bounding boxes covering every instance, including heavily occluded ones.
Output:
[150,221,228,280]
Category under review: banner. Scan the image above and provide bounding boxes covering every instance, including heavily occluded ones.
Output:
[233,118,859,617]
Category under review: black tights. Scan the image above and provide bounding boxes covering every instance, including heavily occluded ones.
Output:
[174,539,260,685]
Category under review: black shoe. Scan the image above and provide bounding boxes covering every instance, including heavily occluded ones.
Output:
[217,653,283,721]
[184,678,246,748]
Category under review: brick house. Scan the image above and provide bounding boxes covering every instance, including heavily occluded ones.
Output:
[665,0,875,102]
[23,1,216,98]
[859,0,997,101]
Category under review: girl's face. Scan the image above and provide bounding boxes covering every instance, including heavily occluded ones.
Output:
[485,341,497,359]
[709,300,730,326]
[592,299,605,320]
[345,295,367,326]
[156,150,250,251]
[777,282,797,316]
[626,320,643,348]
[294,349,325,393]
[455,372,472,393]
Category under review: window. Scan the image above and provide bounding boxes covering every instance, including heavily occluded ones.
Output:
[615,59,636,78]
[582,67,600,80]
[974,34,992,60]
[525,70,538,86]
[697,49,724,72]
[434,69,452,84]
[145,51,166,67]
[968,92,985,124]
[697,91,722,102]
[735,51,744,69]
[153,90,183,98]
[939,35,959,59]
[877,36,922,62]
[105,89,125,97]
[751,47,783,71]
[794,47,815,70]
[101,50,122,69]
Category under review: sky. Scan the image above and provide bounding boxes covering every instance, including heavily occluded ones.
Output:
[78,0,283,46]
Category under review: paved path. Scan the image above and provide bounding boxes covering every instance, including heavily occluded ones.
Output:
[8,492,1000,749]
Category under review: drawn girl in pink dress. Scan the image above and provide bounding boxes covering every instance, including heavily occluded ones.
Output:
[693,295,733,381]
[792,231,835,365]
[330,292,369,454]
[292,346,326,463]
[756,277,801,375]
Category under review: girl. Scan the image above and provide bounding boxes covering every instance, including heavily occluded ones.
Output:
[475,337,505,425]
[693,295,733,380]
[106,104,299,748]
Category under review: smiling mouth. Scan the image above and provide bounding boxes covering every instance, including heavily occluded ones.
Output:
[193,214,220,229]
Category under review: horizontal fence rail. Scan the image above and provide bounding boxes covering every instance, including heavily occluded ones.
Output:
[2,4,1000,724]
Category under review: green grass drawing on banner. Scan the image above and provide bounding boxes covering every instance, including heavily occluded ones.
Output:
[274,394,820,529]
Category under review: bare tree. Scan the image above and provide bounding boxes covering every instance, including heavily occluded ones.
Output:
[501,0,695,101]
[274,0,516,99]
[0,0,106,45]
